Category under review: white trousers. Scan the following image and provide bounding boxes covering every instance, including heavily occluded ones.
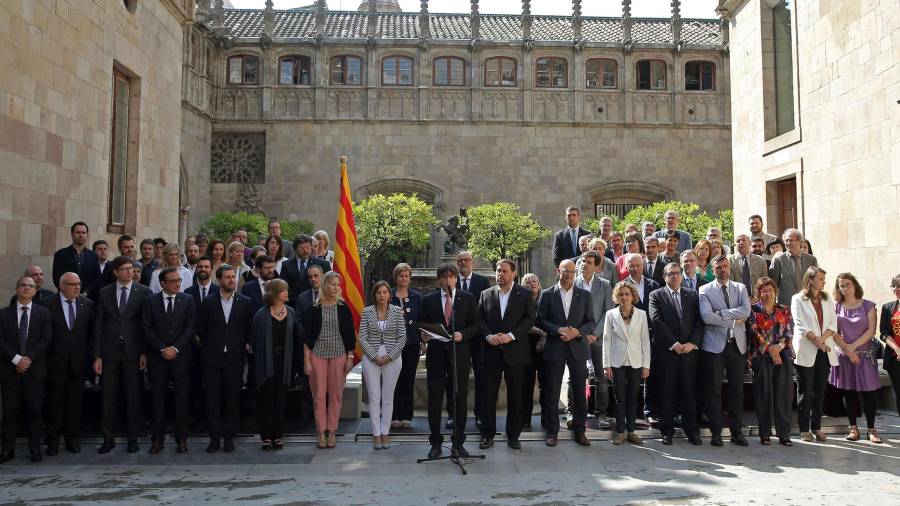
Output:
[362,355,403,436]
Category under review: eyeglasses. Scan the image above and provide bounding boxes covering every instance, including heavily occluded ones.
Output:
[17,283,36,289]
[560,270,577,275]
[664,272,682,277]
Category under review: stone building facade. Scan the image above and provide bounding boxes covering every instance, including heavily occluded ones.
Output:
[182,0,733,281]
[720,0,899,302]
[0,0,192,298]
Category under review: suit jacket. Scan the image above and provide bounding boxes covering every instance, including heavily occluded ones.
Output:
[0,302,52,381]
[648,286,702,359]
[728,253,767,297]
[279,256,331,305]
[575,275,613,341]
[456,272,490,298]
[185,282,219,306]
[196,292,254,368]
[52,245,101,294]
[623,276,660,313]
[644,256,667,287]
[93,282,153,361]
[139,259,160,287]
[681,272,707,292]
[698,280,752,354]
[478,284,535,367]
[293,288,318,340]
[358,304,406,362]
[419,288,479,352]
[241,277,268,315]
[790,292,838,367]
[602,307,651,369]
[42,293,95,376]
[768,251,818,305]
[142,292,196,356]
[552,226,591,269]
[536,284,595,362]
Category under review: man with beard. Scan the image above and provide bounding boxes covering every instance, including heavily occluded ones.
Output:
[139,239,160,286]
[52,222,101,295]
[241,255,277,314]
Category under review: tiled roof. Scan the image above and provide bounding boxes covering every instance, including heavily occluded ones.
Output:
[220,9,723,47]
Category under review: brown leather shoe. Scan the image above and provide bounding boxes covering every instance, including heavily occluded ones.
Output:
[626,432,643,445]
[573,433,591,446]
[148,441,164,455]
[545,434,558,447]
[612,433,626,445]
[813,430,828,442]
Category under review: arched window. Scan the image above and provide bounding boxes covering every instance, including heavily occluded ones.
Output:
[586,58,617,89]
[636,59,666,90]
[433,56,465,86]
[279,55,312,85]
[330,55,363,85]
[227,54,259,85]
[685,61,716,91]
[535,57,568,88]
[484,57,517,87]
[382,56,414,86]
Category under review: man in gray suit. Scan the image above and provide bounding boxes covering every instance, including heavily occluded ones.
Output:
[768,228,818,305]
[728,234,768,299]
[699,255,752,447]
[574,251,614,424]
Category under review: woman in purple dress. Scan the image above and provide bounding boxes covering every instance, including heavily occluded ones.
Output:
[829,273,882,443]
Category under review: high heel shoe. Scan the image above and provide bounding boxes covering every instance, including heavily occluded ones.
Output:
[317,432,327,449]
[867,428,883,444]
[326,430,336,448]
[845,425,860,441]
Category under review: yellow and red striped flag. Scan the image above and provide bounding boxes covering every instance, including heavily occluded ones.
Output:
[333,156,364,363]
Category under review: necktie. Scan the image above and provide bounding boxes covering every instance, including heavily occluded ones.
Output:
[571,229,578,255]
[18,306,28,354]
[166,296,174,315]
[792,256,802,291]
[66,300,75,331]
[672,291,683,319]
[463,279,469,292]
[686,277,693,290]
[443,292,452,327]
[313,289,319,303]
[721,284,731,308]
[119,286,128,313]
[742,256,752,289]
[201,286,207,299]
[647,260,654,278]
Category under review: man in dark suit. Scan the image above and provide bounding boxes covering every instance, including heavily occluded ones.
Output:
[648,262,704,446]
[643,237,666,287]
[184,256,217,425]
[279,235,330,306]
[138,239,160,287]
[551,206,591,270]
[420,264,479,459]
[52,221,101,295]
[680,251,708,291]
[93,256,153,454]
[197,265,254,453]
[241,255,277,315]
[574,251,614,423]
[42,272,95,455]
[142,268,196,454]
[537,258,595,447]
[477,259,535,450]
[622,253,660,312]
[185,257,218,304]
[8,265,54,306]
[455,250,491,431]
[0,275,52,463]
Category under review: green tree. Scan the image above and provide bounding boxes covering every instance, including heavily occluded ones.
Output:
[354,193,438,266]
[466,202,551,264]
[621,201,734,246]
[198,211,312,242]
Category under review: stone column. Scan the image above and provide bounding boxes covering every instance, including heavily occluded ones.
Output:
[622,0,633,123]
[572,0,582,123]
[418,1,430,120]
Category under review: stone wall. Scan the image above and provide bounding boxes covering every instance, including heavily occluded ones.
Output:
[724,0,900,302]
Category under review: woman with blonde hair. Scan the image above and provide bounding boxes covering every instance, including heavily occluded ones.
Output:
[304,271,357,449]
[692,239,714,282]
[313,230,335,264]
[226,241,251,280]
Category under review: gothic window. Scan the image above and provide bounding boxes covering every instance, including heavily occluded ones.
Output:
[210,132,266,184]
[330,55,362,85]
[108,71,132,227]
[586,58,617,89]
[382,56,414,86]
[636,59,667,90]
[685,61,715,91]
[535,57,568,88]
[484,57,517,87]
[228,54,259,85]
[279,55,312,85]
[433,56,465,86]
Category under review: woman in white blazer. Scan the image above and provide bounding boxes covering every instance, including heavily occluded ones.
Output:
[603,281,651,445]
[790,265,837,442]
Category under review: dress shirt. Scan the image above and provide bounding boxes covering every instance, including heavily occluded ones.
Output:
[258,277,266,299]
[492,285,516,341]
[626,276,645,302]
[646,257,658,275]
[667,287,683,350]
[460,276,471,292]
[683,273,699,290]
[220,292,234,351]
[60,293,77,330]
[442,289,456,327]
[163,293,180,353]
[557,282,573,319]
[118,280,133,305]
[12,301,32,365]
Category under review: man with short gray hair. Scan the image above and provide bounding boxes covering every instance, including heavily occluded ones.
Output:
[768,228,818,305]
[653,210,693,253]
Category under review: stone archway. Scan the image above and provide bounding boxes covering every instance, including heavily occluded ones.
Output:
[585,180,674,218]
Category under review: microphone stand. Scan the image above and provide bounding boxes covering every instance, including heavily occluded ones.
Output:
[417,293,485,475]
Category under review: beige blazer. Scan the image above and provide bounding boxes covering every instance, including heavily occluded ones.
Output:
[602,307,651,369]
[790,292,838,367]
[728,253,767,297]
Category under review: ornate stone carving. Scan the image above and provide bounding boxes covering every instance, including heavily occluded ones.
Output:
[671,0,683,51]
[470,0,480,41]
[210,132,266,184]
[238,183,265,214]
[622,0,633,51]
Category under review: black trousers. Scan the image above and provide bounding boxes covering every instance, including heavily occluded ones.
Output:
[659,350,699,437]
[643,355,663,418]
[149,354,191,443]
[795,350,830,432]
[101,352,142,442]
[44,370,84,444]
[392,344,421,422]
[566,344,609,417]
[522,334,543,425]
[1,373,44,451]
[427,342,470,447]
[482,354,525,441]
[470,337,485,420]
[542,349,588,435]
[205,362,244,440]
[257,378,287,441]
[751,355,794,438]
[886,349,900,417]
[702,341,745,435]
[611,366,642,433]
[840,388,878,428]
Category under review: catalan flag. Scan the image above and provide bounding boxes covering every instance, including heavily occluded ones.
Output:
[333,156,364,363]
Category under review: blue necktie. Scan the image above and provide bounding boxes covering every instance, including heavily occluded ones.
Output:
[18,307,28,354]
[119,286,128,313]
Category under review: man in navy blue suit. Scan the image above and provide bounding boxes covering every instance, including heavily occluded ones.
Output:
[551,206,591,270]
[241,255,277,315]
[52,222,100,295]
[185,257,218,304]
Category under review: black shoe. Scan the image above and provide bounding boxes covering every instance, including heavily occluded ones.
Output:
[731,433,749,447]
[475,418,486,431]
[451,446,469,458]
[46,444,59,456]
[779,438,793,447]
[760,436,772,445]
[428,445,442,459]
[507,439,522,450]
[127,441,140,453]
[445,418,454,429]
[30,449,42,462]
[65,441,81,454]
[223,438,235,453]
[0,451,13,464]
[479,437,494,449]
[272,439,284,451]
[149,441,164,454]
[207,439,220,453]
[711,434,723,447]
[176,441,188,453]
[98,441,116,454]
[573,433,591,446]
[688,433,702,446]
[661,435,674,445]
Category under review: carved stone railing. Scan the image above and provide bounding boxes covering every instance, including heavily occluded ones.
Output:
[428,90,469,120]
[681,92,724,124]
[220,87,263,119]
[480,90,521,121]
[325,88,366,119]
[272,88,315,118]
[376,89,418,119]
[631,91,673,123]
[531,91,573,122]
[582,90,623,122]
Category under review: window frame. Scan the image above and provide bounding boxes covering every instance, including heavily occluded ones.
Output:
[108,70,131,231]
[635,59,667,90]
[684,60,716,91]
[381,55,415,86]
[483,56,518,87]
[585,58,618,89]
[227,54,260,85]
[432,56,466,87]
[329,55,363,85]
[278,54,312,86]
[535,56,568,88]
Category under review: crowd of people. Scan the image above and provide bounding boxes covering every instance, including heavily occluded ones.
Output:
[1,210,899,463]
